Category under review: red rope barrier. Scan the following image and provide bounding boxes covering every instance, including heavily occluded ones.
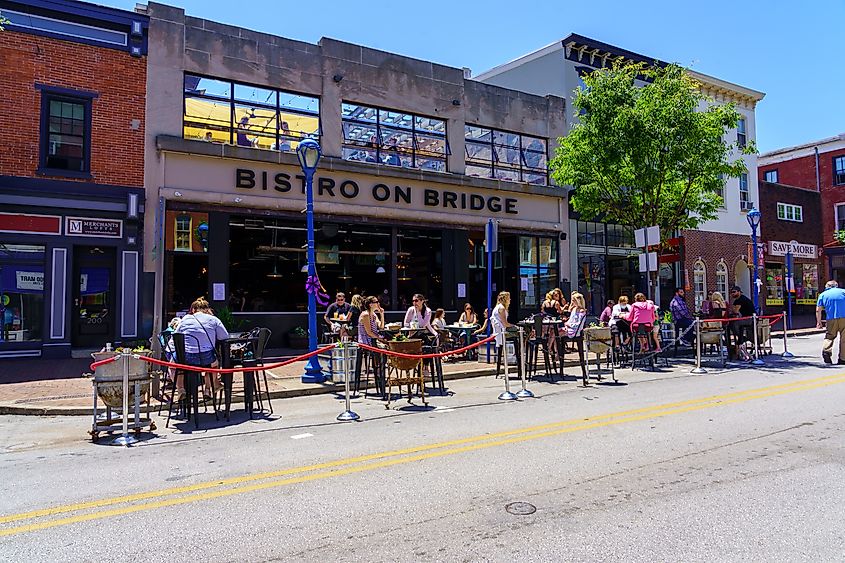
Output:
[358,334,497,360]
[697,313,784,324]
[89,355,119,372]
[134,344,337,374]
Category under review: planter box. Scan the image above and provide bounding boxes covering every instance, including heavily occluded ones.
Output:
[287,334,308,349]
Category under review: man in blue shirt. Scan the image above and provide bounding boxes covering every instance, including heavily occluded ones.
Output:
[816,280,845,364]
[670,287,695,347]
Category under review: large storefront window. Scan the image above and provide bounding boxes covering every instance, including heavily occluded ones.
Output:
[0,243,45,342]
[183,74,320,151]
[518,236,558,311]
[341,103,447,172]
[465,126,548,185]
[578,254,606,315]
[397,229,442,310]
[764,263,819,306]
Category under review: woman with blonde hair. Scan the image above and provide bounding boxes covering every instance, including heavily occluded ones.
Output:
[557,292,587,382]
[491,291,522,379]
[710,291,728,319]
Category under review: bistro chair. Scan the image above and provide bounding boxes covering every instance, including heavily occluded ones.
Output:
[526,316,556,380]
[252,327,273,414]
[421,332,446,395]
[700,320,727,368]
[157,330,174,415]
[557,314,588,386]
[165,333,217,429]
[630,324,657,372]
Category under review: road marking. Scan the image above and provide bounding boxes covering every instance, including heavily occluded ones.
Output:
[2,372,844,536]
[433,407,455,413]
[290,433,313,440]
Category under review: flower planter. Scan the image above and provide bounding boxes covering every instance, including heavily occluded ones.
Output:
[387,339,423,371]
[287,334,309,349]
[91,351,151,408]
[584,326,611,355]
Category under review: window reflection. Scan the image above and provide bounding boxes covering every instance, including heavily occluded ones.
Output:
[464,125,548,185]
[183,74,319,151]
[342,103,448,172]
[0,243,45,342]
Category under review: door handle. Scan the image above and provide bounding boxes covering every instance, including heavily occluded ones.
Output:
[74,299,80,306]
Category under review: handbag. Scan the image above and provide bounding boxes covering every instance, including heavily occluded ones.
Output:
[191,314,222,368]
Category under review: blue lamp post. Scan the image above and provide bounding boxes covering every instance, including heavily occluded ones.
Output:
[297,138,324,383]
[746,207,762,313]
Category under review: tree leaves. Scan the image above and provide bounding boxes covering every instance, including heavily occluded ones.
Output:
[551,62,749,242]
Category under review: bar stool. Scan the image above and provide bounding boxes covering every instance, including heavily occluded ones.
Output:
[166,333,217,428]
[526,316,556,380]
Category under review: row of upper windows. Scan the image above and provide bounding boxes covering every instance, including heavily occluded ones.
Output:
[183,74,549,186]
[761,156,845,188]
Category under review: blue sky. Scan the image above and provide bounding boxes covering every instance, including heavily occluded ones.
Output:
[112,0,842,153]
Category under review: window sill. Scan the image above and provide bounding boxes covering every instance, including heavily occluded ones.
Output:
[36,168,93,180]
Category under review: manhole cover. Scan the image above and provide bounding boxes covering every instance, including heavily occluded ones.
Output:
[505,502,536,516]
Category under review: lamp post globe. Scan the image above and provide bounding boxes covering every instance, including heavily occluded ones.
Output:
[746,207,762,313]
[298,138,324,383]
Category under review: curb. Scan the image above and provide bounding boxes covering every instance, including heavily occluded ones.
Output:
[0,364,507,416]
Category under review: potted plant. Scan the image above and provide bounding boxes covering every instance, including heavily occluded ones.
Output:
[834,230,845,245]
[90,345,152,408]
[216,306,247,333]
[386,334,421,371]
[287,326,309,349]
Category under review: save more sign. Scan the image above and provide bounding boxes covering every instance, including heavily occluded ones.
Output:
[768,240,817,259]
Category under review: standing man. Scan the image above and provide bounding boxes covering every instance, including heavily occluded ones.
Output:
[816,280,845,364]
[669,287,695,346]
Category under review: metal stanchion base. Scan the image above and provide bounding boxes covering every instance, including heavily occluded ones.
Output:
[782,351,795,358]
[498,391,519,401]
[690,367,708,375]
[515,389,535,398]
[337,410,360,422]
[751,358,765,366]
[111,434,137,447]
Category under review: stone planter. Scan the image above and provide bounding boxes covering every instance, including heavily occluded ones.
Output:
[387,339,422,371]
[91,351,152,408]
[584,327,611,355]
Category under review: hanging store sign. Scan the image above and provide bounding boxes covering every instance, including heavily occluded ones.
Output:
[0,213,61,235]
[16,271,44,291]
[66,217,123,238]
[768,240,817,259]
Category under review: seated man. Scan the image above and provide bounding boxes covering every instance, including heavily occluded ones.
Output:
[729,285,756,347]
[669,287,695,346]
[324,292,351,335]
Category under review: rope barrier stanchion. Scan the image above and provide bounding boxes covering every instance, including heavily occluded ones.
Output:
[690,318,707,375]
[337,343,360,422]
[751,313,765,366]
[498,333,518,401]
[781,311,794,358]
[515,326,534,399]
[111,351,137,447]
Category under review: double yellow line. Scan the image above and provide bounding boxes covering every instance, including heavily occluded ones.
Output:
[3,372,844,537]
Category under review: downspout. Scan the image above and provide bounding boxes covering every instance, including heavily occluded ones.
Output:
[815,147,821,192]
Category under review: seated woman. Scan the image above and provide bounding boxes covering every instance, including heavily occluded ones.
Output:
[459,303,478,325]
[403,293,437,337]
[174,297,229,401]
[599,299,614,326]
[709,291,728,319]
[355,296,385,391]
[611,296,632,346]
[557,292,588,380]
[432,308,447,330]
[622,293,658,352]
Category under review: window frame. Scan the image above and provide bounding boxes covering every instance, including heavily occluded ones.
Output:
[182,73,320,151]
[174,215,192,252]
[836,203,845,232]
[715,260,728,297]
[834,156,845,186]
[777,202,803,223]
[693,260,706,311]
[737,117,747,149]
[465,124,548,185]
[739,173,751,210]
[341,102,448,172]
[764,169,778,183]
[37,85,96,178]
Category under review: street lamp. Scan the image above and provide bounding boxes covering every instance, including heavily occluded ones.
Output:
[746,207,762,313]
[297,138,324,383]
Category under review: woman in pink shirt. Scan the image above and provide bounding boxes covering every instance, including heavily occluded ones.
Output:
[623,293,658,351]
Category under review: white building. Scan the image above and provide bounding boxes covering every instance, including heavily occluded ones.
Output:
[475,34,765,311]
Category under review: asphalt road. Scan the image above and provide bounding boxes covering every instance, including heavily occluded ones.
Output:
[1,334,843,562]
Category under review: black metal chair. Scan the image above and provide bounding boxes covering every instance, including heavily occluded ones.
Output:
[252,328,273,414]
[354,341,385,398]
[557,314,588,385]
[157,330,174,415]
[526,316,556,380]
[165,333,217,428]
[631,324,657,371]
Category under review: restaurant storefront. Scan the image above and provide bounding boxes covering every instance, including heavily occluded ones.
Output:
[0,178,144,358]
[150,143,568,346]
[762,240,821,327]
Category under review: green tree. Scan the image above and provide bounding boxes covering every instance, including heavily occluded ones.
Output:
[551,62,754,246]
[0,12,8,31]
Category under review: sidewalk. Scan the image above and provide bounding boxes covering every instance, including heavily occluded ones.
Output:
[0,327,822,416]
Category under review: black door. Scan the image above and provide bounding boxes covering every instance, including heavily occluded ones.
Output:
[72,246,116,348]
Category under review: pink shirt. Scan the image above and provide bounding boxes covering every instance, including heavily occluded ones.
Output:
[626,301,656,326]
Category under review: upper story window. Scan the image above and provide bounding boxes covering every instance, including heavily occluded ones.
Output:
[341,103,447,172]
[38,86,95,177]
[837,204,845,231]
[183,74,320,152]
[714,174,726,207]
[465,126,548,185]
[777,202,802,222]
[739,173,751,210]
[174,215,191,251]
[764,169,778,183]
[737,118,747,149]
[834,156,845,186]
[4,9,127,47]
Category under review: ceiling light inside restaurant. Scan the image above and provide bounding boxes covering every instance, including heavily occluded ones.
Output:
[376,266,386,274]
[301,264,308,273]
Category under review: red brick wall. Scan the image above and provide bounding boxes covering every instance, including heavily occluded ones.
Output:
[0,30,146,187]
[683,230,750,300]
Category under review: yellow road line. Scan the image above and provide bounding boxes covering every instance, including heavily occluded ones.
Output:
[1,373,843,537]
[2,372,840,526]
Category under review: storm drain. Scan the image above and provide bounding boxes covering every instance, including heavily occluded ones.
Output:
[505,502,537,516]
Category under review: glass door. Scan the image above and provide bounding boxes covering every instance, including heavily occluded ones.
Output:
[72,246,115,348]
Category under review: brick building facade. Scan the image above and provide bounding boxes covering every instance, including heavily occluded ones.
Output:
[681,230,752,309]
[0,0,148,357]
[759,134,845,286]
[757,181,823,327]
